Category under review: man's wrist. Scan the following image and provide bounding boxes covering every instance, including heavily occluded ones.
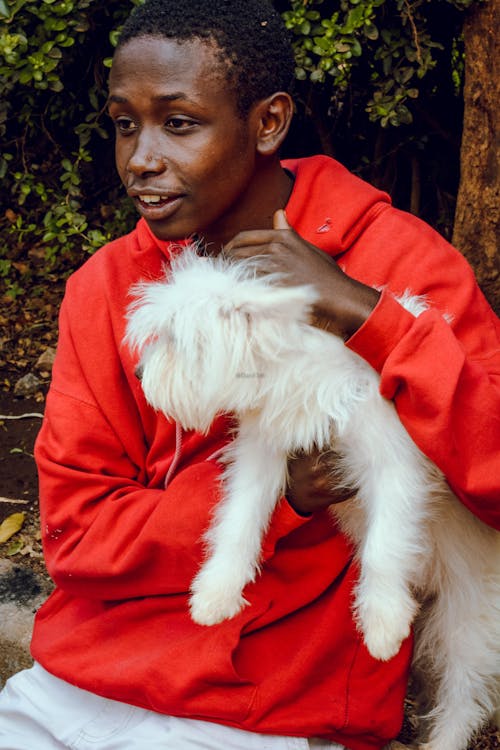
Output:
[343,284,381,340]
[317,281,381,341]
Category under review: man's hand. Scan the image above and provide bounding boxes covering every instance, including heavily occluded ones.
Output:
[286,448,356,516]
[224,210,380,340]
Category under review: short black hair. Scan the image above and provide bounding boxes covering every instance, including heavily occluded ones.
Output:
[117,0,295,116]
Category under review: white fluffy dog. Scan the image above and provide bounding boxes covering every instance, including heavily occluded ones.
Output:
[126,247,499,750]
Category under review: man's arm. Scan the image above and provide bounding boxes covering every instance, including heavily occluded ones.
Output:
[225,209,500,528]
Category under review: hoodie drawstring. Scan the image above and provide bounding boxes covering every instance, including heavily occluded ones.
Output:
[164,421,183,489]
[164,422,229,489]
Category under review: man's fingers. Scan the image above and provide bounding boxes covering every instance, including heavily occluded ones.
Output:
[225,215,293,252]
[224,242,276,260]
[224,230,277,253]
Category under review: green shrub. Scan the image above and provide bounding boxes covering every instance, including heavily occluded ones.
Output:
[282,0,473,128]
[0,0,139,298]
[0,0,476,300]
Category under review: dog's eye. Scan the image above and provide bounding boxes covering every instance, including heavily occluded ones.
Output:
[135,364,143,381]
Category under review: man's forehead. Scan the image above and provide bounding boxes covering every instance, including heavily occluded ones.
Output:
[112,36,232,89]
[113,34,231,73]
[108,36,241,115]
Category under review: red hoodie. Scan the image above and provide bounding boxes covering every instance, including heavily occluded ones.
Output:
[32,156,500,750]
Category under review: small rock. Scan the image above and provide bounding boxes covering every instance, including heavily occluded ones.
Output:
[35,347,56,372]
[0,560,53,687]
[0,560,43,606]
[14,373,42,397]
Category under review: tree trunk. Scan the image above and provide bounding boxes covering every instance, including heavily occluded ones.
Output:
[452,0,500,314]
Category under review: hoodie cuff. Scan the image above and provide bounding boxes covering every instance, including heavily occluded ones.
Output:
[345,288,415,373]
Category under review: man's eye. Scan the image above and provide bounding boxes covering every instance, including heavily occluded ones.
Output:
[114,117,137,134]
[166,117,196,131]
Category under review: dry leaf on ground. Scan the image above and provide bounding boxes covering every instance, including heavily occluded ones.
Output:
[0,512,26,544]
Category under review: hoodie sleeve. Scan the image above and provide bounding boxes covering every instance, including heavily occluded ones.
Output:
[33,250,233,602]
[345,209,500,530]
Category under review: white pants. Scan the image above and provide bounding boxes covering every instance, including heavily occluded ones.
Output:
[0,664,345,750]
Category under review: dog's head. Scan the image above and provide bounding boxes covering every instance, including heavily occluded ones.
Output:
[125,248,318,432]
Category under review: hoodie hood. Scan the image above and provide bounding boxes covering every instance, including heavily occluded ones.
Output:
[283,155,391,257]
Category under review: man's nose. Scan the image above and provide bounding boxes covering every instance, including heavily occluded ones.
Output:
[128,130,166,176]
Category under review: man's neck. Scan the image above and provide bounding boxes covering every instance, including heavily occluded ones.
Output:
[200,162,294,252]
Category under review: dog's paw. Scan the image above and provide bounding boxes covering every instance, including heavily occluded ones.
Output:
[363,624,408,661]
[189,567,249,626]
[355,592,418,661]
[189,589,248,626]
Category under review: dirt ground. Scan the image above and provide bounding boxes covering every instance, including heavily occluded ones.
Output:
[0,274,61,580]
[0,393,45,571]
[0,285,498,749]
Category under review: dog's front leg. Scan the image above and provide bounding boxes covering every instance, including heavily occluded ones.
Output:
[190,413,288,626]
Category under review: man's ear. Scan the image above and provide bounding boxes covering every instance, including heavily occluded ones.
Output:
[254,92,294,156]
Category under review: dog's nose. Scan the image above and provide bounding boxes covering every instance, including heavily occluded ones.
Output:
[135,364,143,381]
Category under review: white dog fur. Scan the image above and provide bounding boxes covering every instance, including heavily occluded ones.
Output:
[126,246,499,750]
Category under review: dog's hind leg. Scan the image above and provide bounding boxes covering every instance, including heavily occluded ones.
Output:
[414,601,498,749]
[413,512,500,750]
[190,412,288,626]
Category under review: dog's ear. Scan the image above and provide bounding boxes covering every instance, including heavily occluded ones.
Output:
[235,284,319,324]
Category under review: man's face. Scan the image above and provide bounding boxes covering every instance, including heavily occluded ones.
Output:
[108,36,261,248]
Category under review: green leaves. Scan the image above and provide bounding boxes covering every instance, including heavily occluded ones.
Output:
[284,0,386,89]
[283,0,474,127]
[0,0,140,295]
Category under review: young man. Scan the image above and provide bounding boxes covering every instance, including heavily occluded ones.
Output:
[0,1,498,749]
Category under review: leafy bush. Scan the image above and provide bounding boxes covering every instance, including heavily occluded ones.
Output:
[0,0,138,298]
[279,0,477,238]
[0,0,476,300]
[282,0,473,128]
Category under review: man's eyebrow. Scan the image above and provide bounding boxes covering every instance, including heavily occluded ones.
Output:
[106,92,189,106]
[107,94,127,106]
[154,93,189,102]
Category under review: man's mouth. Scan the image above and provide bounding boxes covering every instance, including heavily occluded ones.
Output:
[137,194,179,207]
[131,192,185,220]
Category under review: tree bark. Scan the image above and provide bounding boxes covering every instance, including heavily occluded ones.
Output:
[452,0,500,314]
